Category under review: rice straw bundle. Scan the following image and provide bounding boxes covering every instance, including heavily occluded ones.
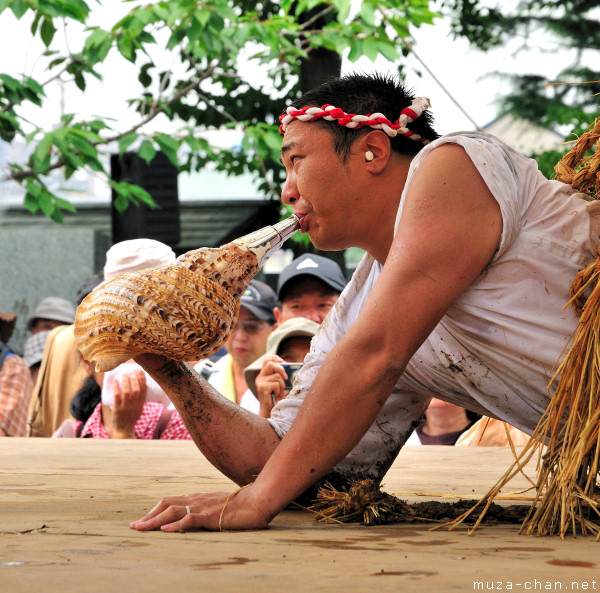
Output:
[554,116,600,199]
[520,246,600,537]
[306,479,530,526]
[443,114,600,539]
[307,480,415,525]
[517,251,600,537]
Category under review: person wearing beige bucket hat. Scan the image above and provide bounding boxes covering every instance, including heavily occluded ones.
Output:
[242,318,319,418]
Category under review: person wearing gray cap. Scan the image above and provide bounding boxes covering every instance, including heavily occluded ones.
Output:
[26,297,76,335]
[274,253,347,325]
[195,280,277,407]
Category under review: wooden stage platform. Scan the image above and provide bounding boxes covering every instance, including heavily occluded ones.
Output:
[1,439,597,592]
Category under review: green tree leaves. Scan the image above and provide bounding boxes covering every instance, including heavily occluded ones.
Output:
[443,0,600,132]
[1,0,440,221]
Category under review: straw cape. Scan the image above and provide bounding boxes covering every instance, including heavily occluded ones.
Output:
[309,113,600,539]
[457,113,600,540]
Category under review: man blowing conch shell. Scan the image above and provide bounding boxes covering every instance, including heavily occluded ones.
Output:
[127,72,600,533]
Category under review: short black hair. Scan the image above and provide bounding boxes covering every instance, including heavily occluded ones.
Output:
[288,72,439,161]
[70,375,101,423]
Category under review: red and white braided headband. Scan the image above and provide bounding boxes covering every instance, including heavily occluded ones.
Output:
[279,97,431,144]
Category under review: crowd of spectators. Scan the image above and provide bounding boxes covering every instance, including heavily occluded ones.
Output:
[0,237,526,448]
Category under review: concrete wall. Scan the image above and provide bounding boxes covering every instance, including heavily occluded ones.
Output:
[0,227,109,354]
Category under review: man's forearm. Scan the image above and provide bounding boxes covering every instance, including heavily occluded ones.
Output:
[136,355,280,484]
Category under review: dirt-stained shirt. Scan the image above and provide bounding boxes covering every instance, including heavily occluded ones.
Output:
[268,132,600,483]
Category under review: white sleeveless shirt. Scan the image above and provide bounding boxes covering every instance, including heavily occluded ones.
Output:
[269,132,600,481]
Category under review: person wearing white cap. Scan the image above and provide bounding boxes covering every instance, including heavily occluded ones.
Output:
[102,239,176,282]
[28,239,176,437]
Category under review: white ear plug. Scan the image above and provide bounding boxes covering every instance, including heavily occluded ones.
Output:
[365,151,374,162]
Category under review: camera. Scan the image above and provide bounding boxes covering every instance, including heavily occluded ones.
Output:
[281,362,303,390]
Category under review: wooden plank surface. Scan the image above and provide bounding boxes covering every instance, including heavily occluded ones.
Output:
[1,439,597,593]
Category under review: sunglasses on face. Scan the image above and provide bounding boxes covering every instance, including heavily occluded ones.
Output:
[231,320,270,335]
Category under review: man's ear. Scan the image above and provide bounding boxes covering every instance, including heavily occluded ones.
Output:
[362,130,392,171]
[273,307,282,326]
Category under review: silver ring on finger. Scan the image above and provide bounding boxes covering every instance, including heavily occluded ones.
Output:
[185,505,191,515]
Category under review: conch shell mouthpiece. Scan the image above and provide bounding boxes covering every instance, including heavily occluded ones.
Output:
[233,214,300,267]
[74,215,299,372]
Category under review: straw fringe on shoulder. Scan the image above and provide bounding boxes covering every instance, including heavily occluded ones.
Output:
[442,114,600,539]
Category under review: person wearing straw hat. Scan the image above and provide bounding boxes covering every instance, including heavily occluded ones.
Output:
[131,72,600,533]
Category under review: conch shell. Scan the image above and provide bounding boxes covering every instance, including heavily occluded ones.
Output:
[74,216,300,372]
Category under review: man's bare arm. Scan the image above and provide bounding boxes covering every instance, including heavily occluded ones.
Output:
[135,354,280,485]
[132,143,504,533]
[231,143,505,524]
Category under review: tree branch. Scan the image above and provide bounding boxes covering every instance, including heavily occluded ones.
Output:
[2,63,223,184]
[298,4,337,30]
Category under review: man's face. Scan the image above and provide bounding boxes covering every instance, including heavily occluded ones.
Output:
[280,121,363,251]
[276,277,339,325]
[226,307,273,368]
[277,336,312,363]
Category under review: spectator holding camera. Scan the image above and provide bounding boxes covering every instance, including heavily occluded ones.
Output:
[243,318,319,417]
[240,254,347,416]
